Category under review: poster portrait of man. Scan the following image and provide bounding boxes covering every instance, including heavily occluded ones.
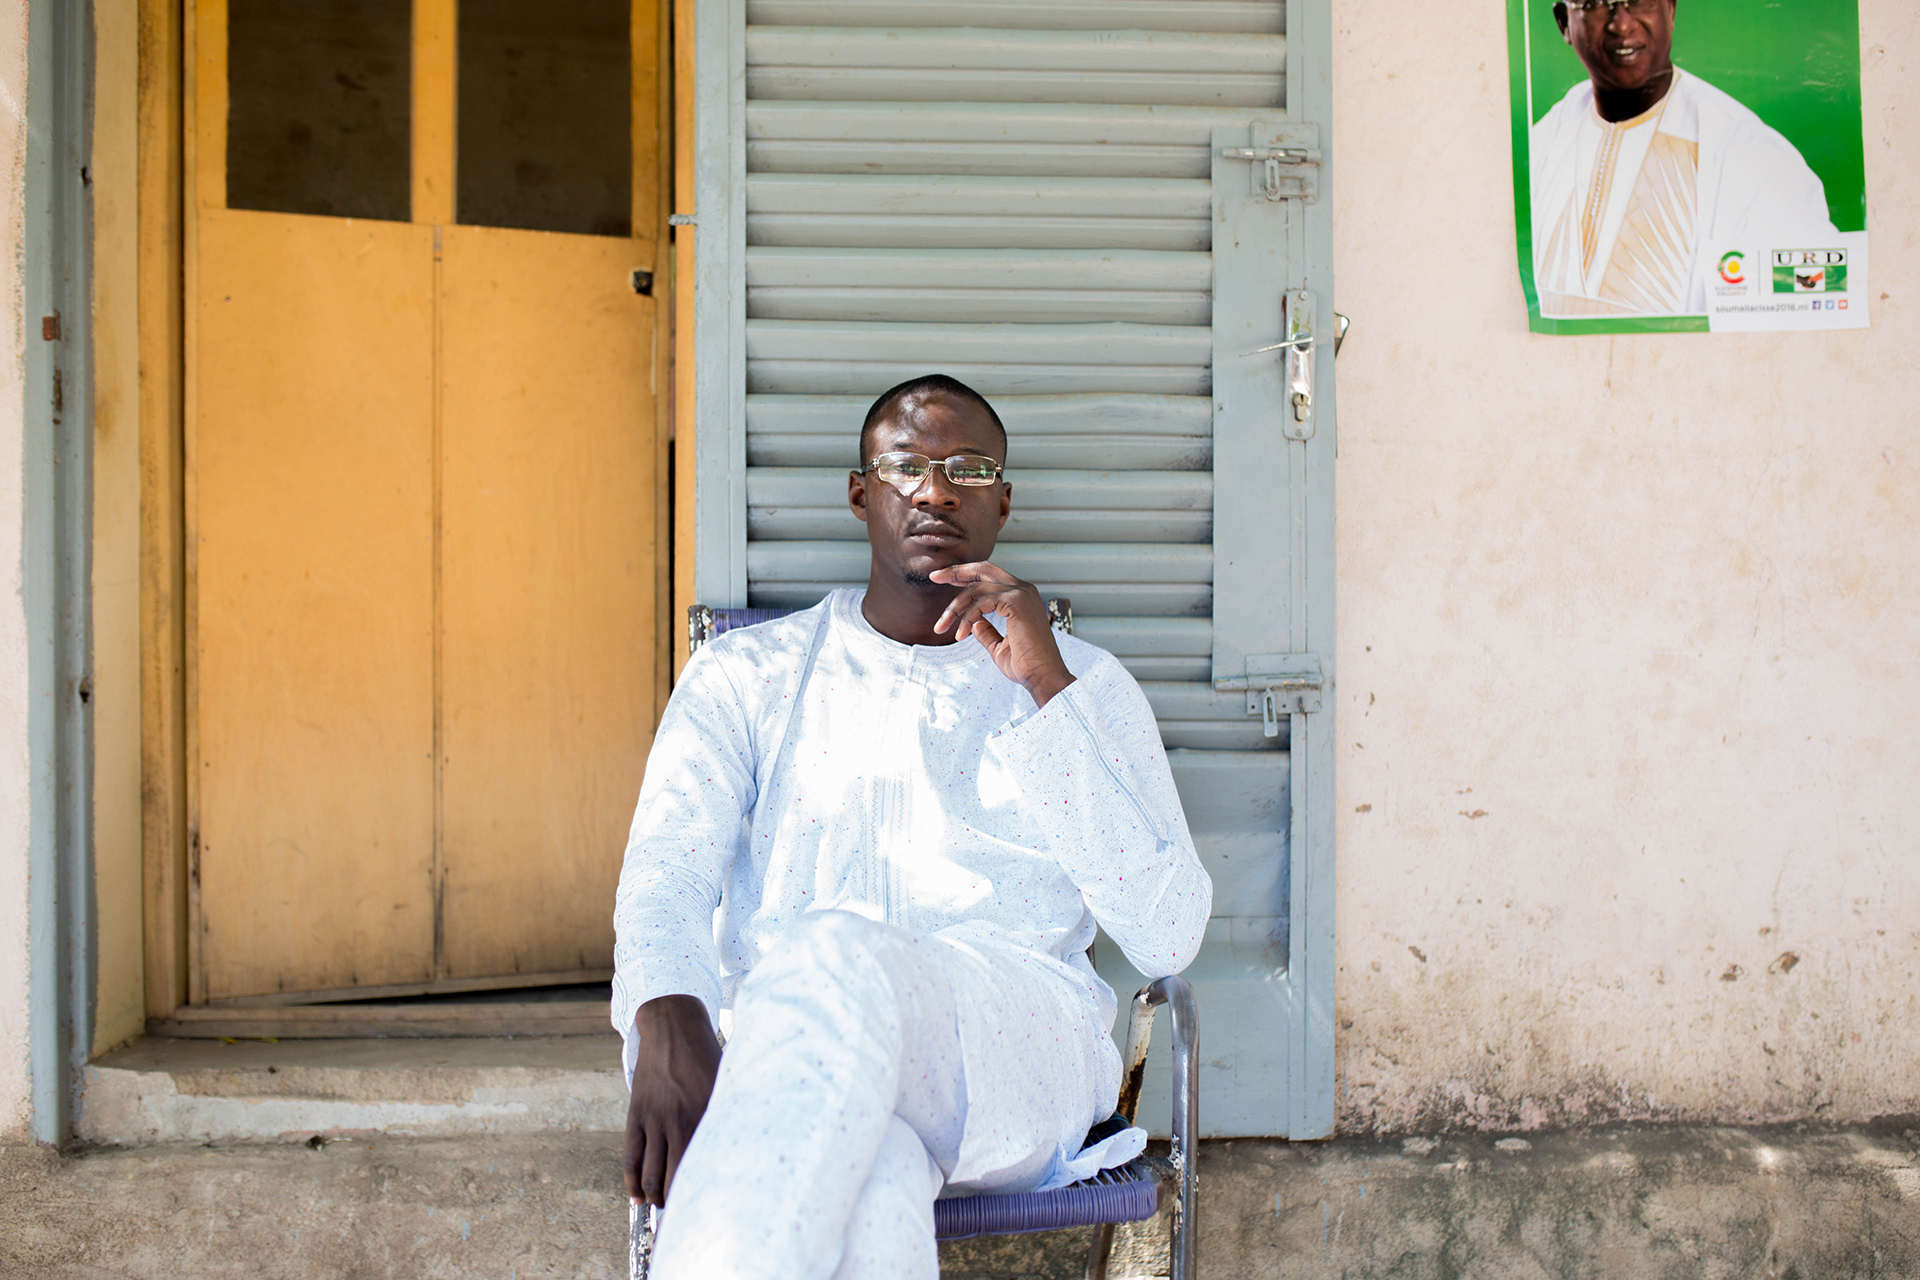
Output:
[1527,0,1842,320]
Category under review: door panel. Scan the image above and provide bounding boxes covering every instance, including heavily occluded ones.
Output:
[195,208,436,1000]
[438,226,658,980]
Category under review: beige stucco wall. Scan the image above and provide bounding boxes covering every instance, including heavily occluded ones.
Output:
[0,0,34,1141]
[1331,0,1918,1131]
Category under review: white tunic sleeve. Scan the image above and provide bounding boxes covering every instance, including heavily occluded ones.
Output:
[987,655,1212,979]
[610,646,757,1072]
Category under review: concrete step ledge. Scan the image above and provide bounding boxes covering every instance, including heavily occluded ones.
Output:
[23,1110,1920,1278]
[78,1035,629,1146]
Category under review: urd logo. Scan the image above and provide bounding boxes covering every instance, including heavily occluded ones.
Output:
[1773,249,1848,294]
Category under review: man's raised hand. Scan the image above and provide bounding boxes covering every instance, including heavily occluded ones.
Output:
[928,561,1076,708]
[624,994,723,1209]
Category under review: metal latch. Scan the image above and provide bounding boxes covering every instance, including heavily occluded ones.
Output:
[1218,123,1321,202]
[1213,654,1323,738]
[1219,145,1320,201]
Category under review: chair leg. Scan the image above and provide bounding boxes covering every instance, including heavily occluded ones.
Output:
[630,1201,657,1280]
[1082,982,1167,1280]
[1155,975,1198,1280]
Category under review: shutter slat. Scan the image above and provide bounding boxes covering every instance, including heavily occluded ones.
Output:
[749,360,1207,396]
[748,579,1212,617]
[747,320,1210,365]
[1070,616,1210,655]
[751,467,1210,511]
[745,27,1286,74]
[748,101,1276,148]
[750,286,1210,326]
[748,392,1211,435]
[748,247,1209,324]
[747,247,1211,291]
[747,174,1210,218]
[748,213,1207,251]
[748,540,1209,581]
[746,1,1284,34]
[746,68,1283,108]
[749,508,1211,543]
[750,141,1208,180]
[752,434,1212,469]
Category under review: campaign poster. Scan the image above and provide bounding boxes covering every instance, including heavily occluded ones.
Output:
[1507,0,1869,334]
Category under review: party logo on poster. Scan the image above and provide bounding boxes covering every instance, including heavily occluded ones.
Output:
[1773,249,1848,293]
[1717,251,1747,285]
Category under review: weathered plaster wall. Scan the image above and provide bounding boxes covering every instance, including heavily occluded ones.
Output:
[0,0,35,1141]
[1331,0,1919,1132]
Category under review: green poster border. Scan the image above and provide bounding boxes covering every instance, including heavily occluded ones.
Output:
[1507,0,1710,334]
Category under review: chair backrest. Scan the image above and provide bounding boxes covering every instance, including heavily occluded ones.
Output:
[689,598,1073,655]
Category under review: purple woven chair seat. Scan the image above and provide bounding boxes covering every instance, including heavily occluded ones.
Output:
[706,607,794,639]
[934,1167,1160,1240]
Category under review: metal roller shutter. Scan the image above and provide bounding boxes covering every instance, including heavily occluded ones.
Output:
[728,0,1287,753]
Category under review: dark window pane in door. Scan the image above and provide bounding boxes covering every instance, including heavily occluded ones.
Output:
[227,0,411,221]
[458,0,631,237]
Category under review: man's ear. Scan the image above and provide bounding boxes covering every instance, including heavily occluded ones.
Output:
[848,469,870,523]
[1553,1,1571,40]
[997,480,1011,531]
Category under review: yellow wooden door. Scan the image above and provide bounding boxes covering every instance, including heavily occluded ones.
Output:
[190,0,665,1003]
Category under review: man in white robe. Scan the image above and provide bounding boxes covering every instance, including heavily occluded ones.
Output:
[611,373,1212,1279]
[1531,0,1838,317]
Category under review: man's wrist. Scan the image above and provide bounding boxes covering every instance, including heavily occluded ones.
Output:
[1025,668,1076,709]
[635,993,709,1032]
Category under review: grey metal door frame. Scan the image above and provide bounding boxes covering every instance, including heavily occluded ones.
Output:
[686,0,1337,1138]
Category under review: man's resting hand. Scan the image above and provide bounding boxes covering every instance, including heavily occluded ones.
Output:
[624,994,723,1208]
[928,561,1076,708]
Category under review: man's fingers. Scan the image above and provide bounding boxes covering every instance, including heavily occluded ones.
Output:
[662,1129,688,1207]
[624,1125,646,1202]
[928,561,1017,588]
[640,1125,669,1208]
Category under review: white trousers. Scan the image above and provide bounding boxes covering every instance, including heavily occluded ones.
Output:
[649,910,1117,1280]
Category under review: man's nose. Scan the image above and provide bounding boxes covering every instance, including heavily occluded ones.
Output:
[1604,3,1635,34]
[913,468,962,506]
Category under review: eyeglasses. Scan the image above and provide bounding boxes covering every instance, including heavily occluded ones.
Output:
[1562,0,1664,17]
[857,451,1005,494]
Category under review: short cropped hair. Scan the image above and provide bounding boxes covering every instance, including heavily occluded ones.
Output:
[859,374,1008,464]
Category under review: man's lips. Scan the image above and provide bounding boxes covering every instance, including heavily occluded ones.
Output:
[906,521,965,544]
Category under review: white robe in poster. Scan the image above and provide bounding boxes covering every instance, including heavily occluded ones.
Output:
[1531,67,1838,317]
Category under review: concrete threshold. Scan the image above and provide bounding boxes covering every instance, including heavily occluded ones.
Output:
[78,1034,629,1147]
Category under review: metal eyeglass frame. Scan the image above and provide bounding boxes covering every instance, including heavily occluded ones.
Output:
[855,452,1006,493]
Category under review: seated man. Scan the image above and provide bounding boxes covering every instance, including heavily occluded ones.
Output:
[613,373,1211,1279]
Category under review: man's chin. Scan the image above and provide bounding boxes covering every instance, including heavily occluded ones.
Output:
[899,548,981,584]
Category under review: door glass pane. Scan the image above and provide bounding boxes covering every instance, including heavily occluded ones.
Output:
[226,0,411,221]
[458,0,632,237]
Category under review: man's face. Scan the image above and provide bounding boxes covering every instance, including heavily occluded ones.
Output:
[849,394,1011,585]
[1555,0,1676,98]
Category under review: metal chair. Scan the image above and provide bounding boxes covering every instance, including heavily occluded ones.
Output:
[688,597,1075,655]
[630,975,1197,1280]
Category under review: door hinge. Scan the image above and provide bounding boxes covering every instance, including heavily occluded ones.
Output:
[1214,654,1323,738]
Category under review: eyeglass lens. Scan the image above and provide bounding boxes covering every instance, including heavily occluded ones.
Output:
[871,453,1000,491]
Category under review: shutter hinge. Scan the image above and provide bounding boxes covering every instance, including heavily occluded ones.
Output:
[1214,654,1323,738]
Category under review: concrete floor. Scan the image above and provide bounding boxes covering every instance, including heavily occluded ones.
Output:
[5,1119,1919,1279]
